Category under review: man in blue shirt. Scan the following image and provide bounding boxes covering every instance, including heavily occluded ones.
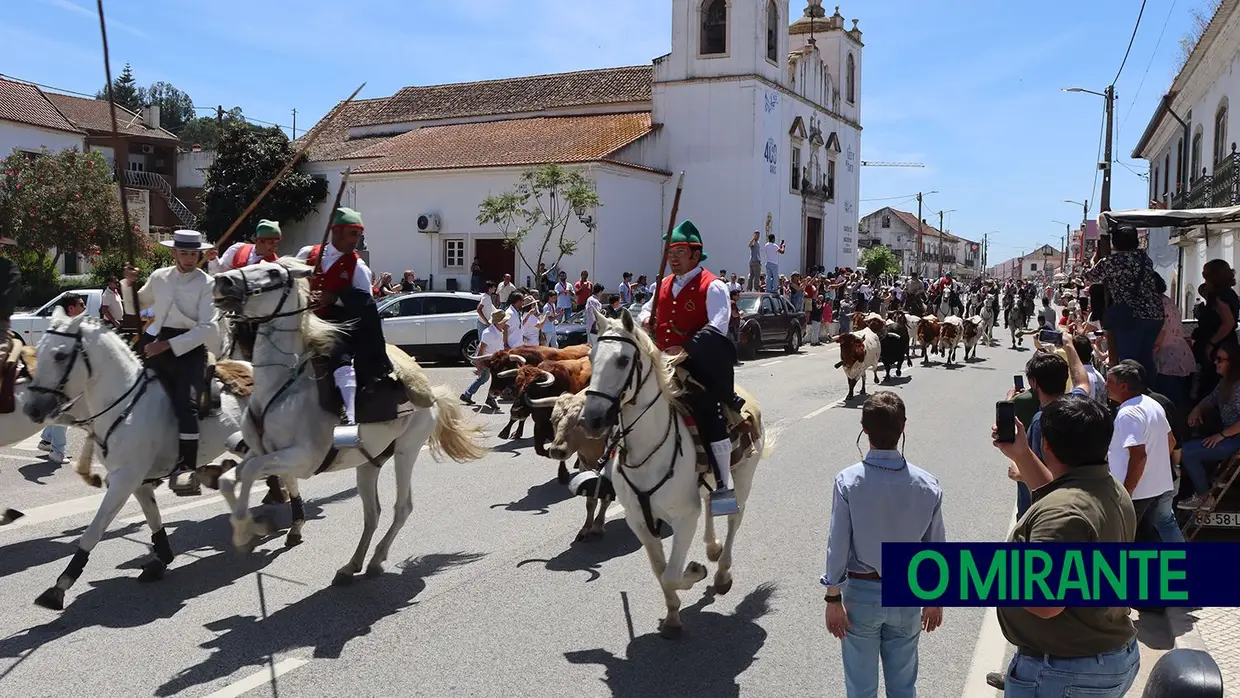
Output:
[823,391,945,698]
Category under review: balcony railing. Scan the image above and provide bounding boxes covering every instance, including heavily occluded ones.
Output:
[1172,146,1240,210]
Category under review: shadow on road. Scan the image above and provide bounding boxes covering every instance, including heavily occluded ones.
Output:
[490,476,573,515]
[18,458,61,485]
[154,551,487,697]
[490,437,536,457]
[564,581,775,697]
[516,519,669,582]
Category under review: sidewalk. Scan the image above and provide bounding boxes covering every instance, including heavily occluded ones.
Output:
[1129,606,1235,695]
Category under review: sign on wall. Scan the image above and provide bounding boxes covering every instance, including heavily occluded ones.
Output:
[764,138,778,174]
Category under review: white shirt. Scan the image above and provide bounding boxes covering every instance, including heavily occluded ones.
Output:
[101,287,123,322]
[295,243,373,294]
[497,281,518,304]
[218,242,270,271]
[859,283,872,300]
[477,294,496,324]
[138,266,219,356]
[1108,394,1175,501]
[636,266,731,336]
[504,308,522,348]
[477,325,504,356]
[520,310,541,346]
[618,281,633,304]
[554,281,573,309]
[1084,364,1108,405]
[584,295,603,333]
[541,302,559,326]
[764,242,781,264]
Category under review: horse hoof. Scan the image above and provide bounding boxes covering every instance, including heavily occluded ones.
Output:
[364,565,384,579]
[576,530,590,542]
[658,620,683,640]
[261,489,286,506]
[714,578,734,595]
[685,561,708,581]
[252,515,276,537]
[138,559,167,583]
[331,571,355,587]
[284,533,303,548]
[557,462,571,485]
[87,473,103,488]
[34,587,64,611]
[706,543,723,562]
[498,425,513,439]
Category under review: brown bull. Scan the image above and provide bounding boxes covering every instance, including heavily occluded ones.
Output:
[916,317,941,364]
[479,344,590,439]
[510,357,592,482]
[533,391,611,541]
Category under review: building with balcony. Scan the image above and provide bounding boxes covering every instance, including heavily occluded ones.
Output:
[857,205,981,278]
[1131,0,1240,312]
[989,244,1065,281]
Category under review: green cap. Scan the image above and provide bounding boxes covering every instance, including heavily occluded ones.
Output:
[255,219,282,239]
[666,220,707,261]
[332,207,364,229]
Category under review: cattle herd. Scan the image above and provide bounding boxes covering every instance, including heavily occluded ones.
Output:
[836,310,991,399]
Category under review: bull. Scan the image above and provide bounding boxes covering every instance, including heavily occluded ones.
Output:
[887,311,915,368]
[530,391,611,541]
[916,316,941,364]
[509,357,591,484]
[478,344,590,439]
[939,315,963,365]
[834,328,881,400]
[962,316,981,362]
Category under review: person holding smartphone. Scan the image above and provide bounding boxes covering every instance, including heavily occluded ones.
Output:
[764,233,785,293]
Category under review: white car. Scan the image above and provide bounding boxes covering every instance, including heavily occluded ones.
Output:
[378,291,483,361]
[12,289,105,346]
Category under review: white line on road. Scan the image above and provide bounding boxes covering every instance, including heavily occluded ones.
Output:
[961,506,1018,698]
[13,434,44,452]
[802,400,843,420]
[120,495,224,526]
[202,657,309,698]
[751,359,783,368]
[3,491,114,531]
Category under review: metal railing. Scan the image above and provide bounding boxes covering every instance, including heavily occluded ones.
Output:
[123,170,197,229]
[1172,146,1240,210]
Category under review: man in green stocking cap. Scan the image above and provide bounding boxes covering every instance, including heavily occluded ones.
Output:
[215,219,283,273]
[637,220,743,516]
[296,207,396,439]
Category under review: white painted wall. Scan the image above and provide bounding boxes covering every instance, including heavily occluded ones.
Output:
[280,162,366,254]
[176,151,215,188]
[0,121,82,158]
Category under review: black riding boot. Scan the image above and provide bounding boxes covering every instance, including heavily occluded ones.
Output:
[168,438,200,496]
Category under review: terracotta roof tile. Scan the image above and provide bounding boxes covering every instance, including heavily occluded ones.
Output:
[43,92,180,142]
[888,208,947,239]
[300,97,398,161]
[351,112,656,174]
[0,77,82,135]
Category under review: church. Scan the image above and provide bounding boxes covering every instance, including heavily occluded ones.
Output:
[287,1,864,290]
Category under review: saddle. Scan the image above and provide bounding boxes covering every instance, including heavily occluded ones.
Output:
[671,367,761,477]
[308,343,433,425]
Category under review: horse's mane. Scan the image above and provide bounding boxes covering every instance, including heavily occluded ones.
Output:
[49,312,143,372]
[274,256,341,358]
[598,314,683,402]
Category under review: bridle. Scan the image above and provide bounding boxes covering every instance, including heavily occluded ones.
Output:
[584,332,680,471]
[28,328,92,409]
[218,264,308,326]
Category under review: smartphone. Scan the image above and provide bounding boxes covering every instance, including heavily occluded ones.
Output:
[1038,328,1062,346]
[1014,375,1024,392]
[996,401,1017,443]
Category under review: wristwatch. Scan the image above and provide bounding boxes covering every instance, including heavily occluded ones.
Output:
[824,592,842,603]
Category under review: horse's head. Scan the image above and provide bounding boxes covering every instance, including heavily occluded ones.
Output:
[579,307,654,438]
[24,308,102,423]
[213,258,313,322]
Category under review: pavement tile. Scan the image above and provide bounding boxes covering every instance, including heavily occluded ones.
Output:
[1193,606,1240,691]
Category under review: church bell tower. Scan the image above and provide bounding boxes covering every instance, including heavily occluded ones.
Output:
[661,0,789,85]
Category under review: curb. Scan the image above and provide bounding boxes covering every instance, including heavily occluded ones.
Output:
[1174,613,1211,652]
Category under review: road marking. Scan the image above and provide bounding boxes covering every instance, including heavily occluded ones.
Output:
[13,434,44,452]
[802,401,843,419]
[202,657,308,698]
[2,491,114,531]
[120,495,224,526]
[962,506,1018,698]
[752,359,783,368]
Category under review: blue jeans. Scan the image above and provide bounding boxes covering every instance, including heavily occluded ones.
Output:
[1016,481,1032,520]
[840,579,921,698]
[765,262,778,293]
[1134,491,1185,543]
[1004,638,1139,697]
[41,425,66,454]
[1151,372,1192,415]
[464,367,491,398]
[1180,434,1240,495]
[1111,318,1163,384]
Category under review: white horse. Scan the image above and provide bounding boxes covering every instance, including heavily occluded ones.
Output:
[22,311,252,610]
[979,295,996,347]
[575,308,763,638]
[211,259,487,583]
[1007,301,1029,348]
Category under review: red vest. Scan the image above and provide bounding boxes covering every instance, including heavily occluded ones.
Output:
[232,243,278,269]
[306,244,359,317]
[653,269,716,350]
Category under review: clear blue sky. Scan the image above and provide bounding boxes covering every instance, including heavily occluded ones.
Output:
[2,0,1205,263]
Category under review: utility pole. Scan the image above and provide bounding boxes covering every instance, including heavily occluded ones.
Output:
[291,108,297,139]
[936,209,946,278]
[1061,234,1066,269]
[217,105,224,127]
[1101,85,1115,212]
[916,192,924,277]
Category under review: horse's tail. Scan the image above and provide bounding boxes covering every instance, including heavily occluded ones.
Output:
[427,385,488,463]
[75,437,102,488]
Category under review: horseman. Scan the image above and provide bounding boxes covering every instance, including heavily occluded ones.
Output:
[638,220,740,517]
[129,230,220,496]
[211,220,283,359]
[295,207,394,438]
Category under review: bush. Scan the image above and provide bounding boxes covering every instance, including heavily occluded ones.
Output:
[89,244,175,286]
[6,248,60,309]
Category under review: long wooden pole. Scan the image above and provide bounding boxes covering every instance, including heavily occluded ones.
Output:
[96,0,135,266]
[315,169,351,273]
[213,81,366,252]
[648,171,686,330]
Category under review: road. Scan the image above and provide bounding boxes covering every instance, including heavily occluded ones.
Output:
[0,337,1028,697]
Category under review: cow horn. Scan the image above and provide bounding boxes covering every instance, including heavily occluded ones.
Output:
[535,369,556,387]
[473,352,497,362]
[497,369,518,378]
[511,354,527,365]
[527,396,560,407]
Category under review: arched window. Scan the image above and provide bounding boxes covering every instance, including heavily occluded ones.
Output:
[766,1,778,63]
[1214,99,1229,165]
[701,0,727,55]
[845,53,855,103]
[1192,129,1203,180]
[1176,137,1184,190]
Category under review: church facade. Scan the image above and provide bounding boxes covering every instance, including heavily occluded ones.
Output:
[288,1,864,290]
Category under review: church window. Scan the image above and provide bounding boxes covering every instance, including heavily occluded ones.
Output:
[701,0,727,55]
[826,159,836,201]
[766,1,778,63]
[791,147,801,191]
[845,53,856,104]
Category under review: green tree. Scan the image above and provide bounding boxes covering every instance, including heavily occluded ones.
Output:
[859,245,900,278]
[477,164,601,280]
[180,108,244,150]
[142,81,195,134]
[0,148,126,291]
[198,122,328,242]
[95,62,143,113]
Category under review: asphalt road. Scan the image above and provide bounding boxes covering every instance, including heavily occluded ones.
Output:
[0,338,1029,698]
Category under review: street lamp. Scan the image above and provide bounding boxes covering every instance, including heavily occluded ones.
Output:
[1052,220,1071,270]
[935,208,957,277]
[1062,86,1115,212]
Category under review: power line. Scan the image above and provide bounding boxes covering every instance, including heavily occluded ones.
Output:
[1088,107,1106,215]
[1117,0,1177,139]
[859,193,922,202]
[1113,0,1149,85]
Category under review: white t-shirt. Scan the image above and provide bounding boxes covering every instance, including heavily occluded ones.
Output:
[477,325,504,356]
[520,311,541,346]
[764,242,780,264]
[477,293,495,323]
[1108,394,1174,501]
[541,302,559,327]
[505,310,522,348]
[554,281,573,309]
[101,287,123,321]
[1084,364,1109,405]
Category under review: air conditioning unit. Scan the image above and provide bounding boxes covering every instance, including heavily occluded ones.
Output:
[416,213,440,233]
[140,144,155,154]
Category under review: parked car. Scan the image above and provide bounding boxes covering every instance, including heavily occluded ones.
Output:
[12,288,104,346]
[735,292,805,360]
[378,291,483,362]
[555,308,588,347]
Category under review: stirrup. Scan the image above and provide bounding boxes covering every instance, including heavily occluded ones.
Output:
[709,488,738,516]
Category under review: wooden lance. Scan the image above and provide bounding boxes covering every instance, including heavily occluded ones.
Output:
[648,172,687,331]
[96,0,135,267]
[211,81,367,255]
[315,169,352,273]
